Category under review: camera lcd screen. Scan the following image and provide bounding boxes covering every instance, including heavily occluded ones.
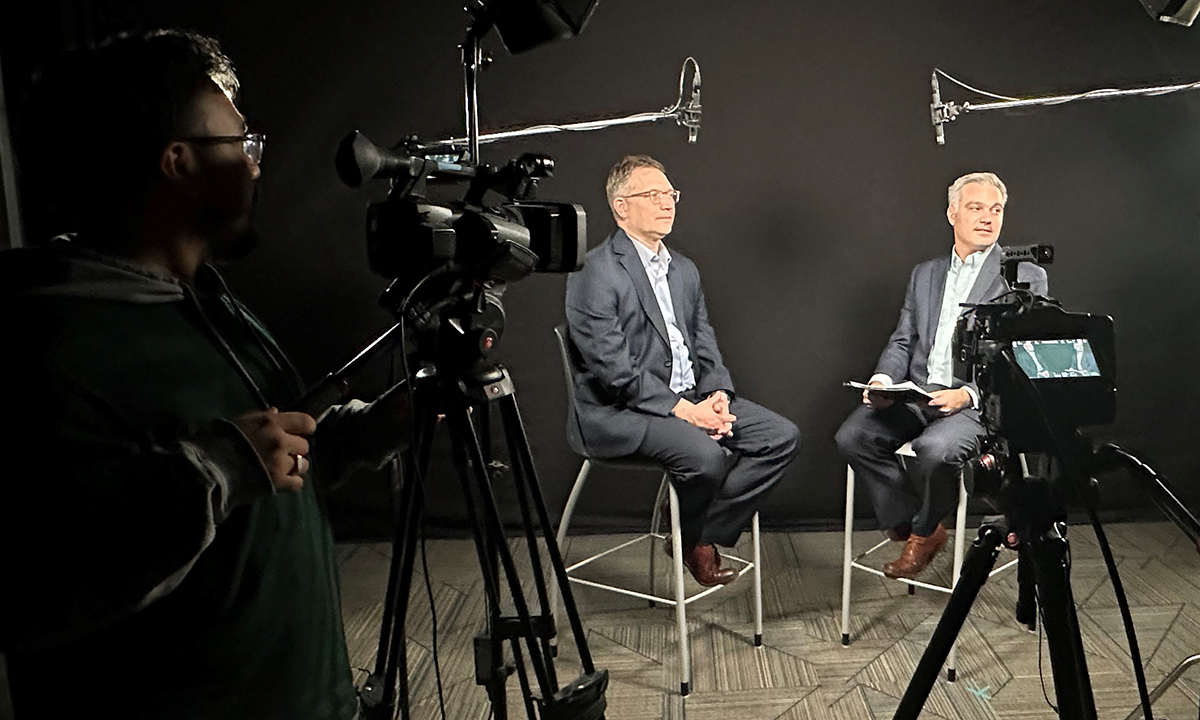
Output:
[1013,339,1101,379]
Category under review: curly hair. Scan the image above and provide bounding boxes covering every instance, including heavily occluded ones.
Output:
[22,29,239,236]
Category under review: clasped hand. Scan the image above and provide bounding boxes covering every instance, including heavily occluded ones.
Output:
[673,391,735,440]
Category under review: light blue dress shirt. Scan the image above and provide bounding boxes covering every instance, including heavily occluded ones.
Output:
[631,238,696,393]
[927,243,996,390]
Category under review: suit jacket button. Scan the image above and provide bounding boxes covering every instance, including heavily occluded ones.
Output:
[664,361,671,368]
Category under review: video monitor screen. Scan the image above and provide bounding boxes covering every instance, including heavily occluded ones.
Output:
[1013,338,1101,379]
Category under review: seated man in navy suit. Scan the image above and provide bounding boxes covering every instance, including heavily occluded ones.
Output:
[836,172,1048,579]
[564,154,799,587]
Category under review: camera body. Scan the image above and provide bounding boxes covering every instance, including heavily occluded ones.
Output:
[337,131,587,370]
[954,293,1116,452]
[365,196,586,291]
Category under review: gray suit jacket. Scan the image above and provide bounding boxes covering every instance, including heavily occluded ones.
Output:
[564,229,734,458]
[875,245,1049,390]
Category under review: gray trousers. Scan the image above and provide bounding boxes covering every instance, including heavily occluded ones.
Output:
[835,400,985,536]
[633,395,799,547]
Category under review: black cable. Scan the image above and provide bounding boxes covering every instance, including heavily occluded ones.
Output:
[998,347,1154,719]
[399,268,454,719]
[1035,591,1060,715]
[419,513,448,718]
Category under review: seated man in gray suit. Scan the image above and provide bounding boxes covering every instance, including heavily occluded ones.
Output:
[836,172,1048,579]
[565,154,799,587]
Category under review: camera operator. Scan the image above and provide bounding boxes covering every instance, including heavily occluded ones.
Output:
[835,172,1047,580]
[0,30,408,719]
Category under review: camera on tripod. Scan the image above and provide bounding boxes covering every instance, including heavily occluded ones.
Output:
[953,245,1116,453]
[898,245,1200,720]
[334,130,587,372]
[336,131,586,287]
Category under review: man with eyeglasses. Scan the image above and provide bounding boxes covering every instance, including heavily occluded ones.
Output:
[565,154,799,586]
[0,30,406,719]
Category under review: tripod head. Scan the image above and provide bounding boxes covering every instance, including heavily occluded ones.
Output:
[381,272,508,378]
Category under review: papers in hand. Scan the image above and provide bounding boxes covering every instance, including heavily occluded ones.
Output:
[844,380,934,404]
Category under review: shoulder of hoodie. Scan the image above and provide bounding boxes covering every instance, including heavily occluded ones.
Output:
[0,235,186,304]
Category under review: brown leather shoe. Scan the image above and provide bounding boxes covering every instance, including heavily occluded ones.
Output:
[884,522,912,543]
[883,524,948,579]
[681,543,737,587]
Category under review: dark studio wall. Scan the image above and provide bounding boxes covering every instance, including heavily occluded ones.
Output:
[4,0,1200,538]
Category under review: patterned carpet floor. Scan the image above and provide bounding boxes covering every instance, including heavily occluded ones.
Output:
[337,522,1200,719]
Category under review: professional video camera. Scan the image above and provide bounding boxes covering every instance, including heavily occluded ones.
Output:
[952,244,1116,454]
[335,131,586,372]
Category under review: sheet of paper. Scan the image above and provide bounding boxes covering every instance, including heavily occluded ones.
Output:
[843,380,935,400]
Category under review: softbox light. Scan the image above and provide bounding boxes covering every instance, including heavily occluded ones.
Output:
[1137,0,1200,26]
[491,0,602,54]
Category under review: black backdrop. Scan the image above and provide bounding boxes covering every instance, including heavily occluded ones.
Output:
[4,0,1200,537]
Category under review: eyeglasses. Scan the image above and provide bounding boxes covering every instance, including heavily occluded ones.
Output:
[179,132,266,164]
[620,188,681,205]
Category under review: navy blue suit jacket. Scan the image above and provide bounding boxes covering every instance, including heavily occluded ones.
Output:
[564,229,734,458]
[875,245,1049,391]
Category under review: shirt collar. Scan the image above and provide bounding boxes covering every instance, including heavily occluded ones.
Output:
[631,236,671,271]
[951,242,995,271]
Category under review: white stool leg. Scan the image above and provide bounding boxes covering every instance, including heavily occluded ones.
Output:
[753,511,763,647]
[649,474,670,607]
[549,460,591,655]
[946,473,968,682]
[669,484,691,696]
[841,465,855,646]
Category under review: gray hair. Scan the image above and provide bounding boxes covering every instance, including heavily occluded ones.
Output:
[947,172,1007,208]
[606,154,666,221]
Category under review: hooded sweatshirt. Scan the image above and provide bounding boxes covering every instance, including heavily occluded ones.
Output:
[0,238,358,719]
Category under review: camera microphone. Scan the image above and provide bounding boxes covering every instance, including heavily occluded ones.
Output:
[336,131,414,188]
[336,131,477,189]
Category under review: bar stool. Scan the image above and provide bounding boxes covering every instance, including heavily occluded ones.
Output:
[839,442,1017,681]
[549,324,763,697]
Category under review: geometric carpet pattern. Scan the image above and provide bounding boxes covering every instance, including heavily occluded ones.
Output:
[337,522,1200,719]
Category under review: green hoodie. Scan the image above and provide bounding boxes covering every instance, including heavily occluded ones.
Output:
[0,238,357,719]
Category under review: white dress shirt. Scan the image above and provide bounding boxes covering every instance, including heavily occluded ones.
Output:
[872,244,995,408]
[631,238,696,393]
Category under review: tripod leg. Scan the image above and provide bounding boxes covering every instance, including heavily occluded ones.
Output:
[448,408,558,705]
[893,526,1003,720]
[509,634,540,719]
[1028,532,1097,719]
[497,394,599,677]
[484,523,510,720]
[385,466,422,720]
[1015,547,1037,631]
[499,412,560,690]
[362,405,438,720]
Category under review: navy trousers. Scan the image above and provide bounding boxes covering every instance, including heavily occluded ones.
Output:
[633,395,799,547]
[835,399,984,536]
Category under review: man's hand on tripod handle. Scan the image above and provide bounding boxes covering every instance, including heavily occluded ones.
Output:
[233,381,414,494]
[234,408,317,491]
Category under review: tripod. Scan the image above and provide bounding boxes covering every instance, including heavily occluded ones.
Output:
[892,458,1097,719]
[359,362,608,720]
